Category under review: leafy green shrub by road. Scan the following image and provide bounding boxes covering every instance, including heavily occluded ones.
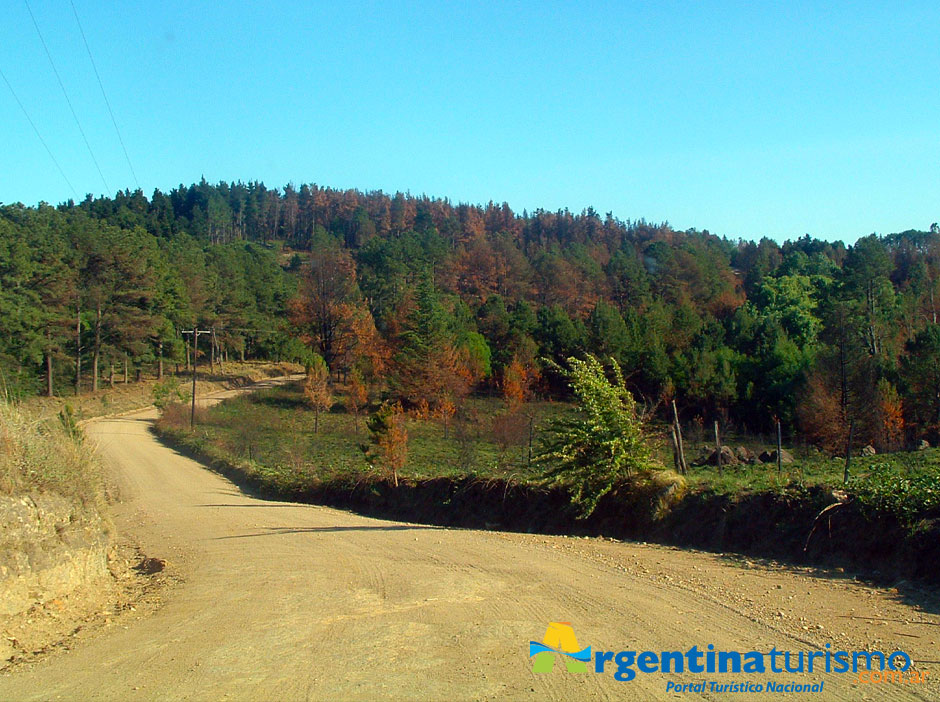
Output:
[848,463,940,528]
[535,355,679,517]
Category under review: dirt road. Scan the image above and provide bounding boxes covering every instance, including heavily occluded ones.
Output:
[1,380,937,700]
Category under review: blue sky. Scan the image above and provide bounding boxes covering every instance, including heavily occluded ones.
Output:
[2,1,938,243]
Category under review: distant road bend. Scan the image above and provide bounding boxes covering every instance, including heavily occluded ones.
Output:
[0,378,934,701]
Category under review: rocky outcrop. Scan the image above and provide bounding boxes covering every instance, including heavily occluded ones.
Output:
[758,448,794,464]
[701,446,738,467]
[0,493,109,619]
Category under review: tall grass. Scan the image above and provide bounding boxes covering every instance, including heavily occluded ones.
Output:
[156,401,209,429]
[0,398,105,512]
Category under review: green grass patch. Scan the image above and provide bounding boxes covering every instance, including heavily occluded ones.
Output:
[157,382,570,485]
[156,381,940,531]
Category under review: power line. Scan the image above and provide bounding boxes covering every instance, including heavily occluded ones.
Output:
[0,65,78,198]
[215,326,287,334]
[69,0,140,191]
[24,0,110,194]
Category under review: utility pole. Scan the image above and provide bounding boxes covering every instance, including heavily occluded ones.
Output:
[181,327,211,428]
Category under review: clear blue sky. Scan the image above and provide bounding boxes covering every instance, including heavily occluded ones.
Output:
[2,1,938,243]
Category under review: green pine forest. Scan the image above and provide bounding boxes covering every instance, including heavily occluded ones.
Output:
[2,180,939,451]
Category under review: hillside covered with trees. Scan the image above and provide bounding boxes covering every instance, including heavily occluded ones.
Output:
[2,180,938,450]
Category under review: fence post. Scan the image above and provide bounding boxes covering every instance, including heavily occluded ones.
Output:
[843,420,855,484]
[670,426,681,472]
[714,420,723,475]
[672,400,687,474]
[776,420,783,473]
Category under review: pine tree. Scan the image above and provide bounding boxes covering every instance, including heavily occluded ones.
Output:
[361,402,408,487]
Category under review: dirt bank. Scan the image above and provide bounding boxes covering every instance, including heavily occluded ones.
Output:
[155,426,940,587]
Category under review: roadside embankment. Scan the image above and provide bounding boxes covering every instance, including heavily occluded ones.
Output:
[154,419,940,587]
[0,400,111,665]
[0,493,109,621]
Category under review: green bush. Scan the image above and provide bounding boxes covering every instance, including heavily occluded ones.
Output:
[152,377,189,410]
[849,462,940,528]
[536,355,659,517]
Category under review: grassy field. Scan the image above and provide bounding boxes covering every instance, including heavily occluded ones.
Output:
[160,380,568,484]
[157,380,940,525]
[684,447,938,492]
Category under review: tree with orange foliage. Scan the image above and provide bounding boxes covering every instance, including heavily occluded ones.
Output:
[333,303,389,381]
[361,402,408,487]
[875,379,904,452]
[346,367,370,435]
[303,355,333,433]
[501,355,537,410]
[797,372,846,454]
[392,270,490,413]
[495,353,539,466]
[436,396,456,438]
[288,241,365,372]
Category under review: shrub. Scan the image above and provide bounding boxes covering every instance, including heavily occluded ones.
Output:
[361,402,408,487]
[536,355,659,517]
[848,462,940,528]
[152,377,189,410]
[303,355,333,433]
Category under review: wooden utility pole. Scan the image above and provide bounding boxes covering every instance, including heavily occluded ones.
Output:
[45,329,54,397]
[181,327,211,428]
[214,328,223,373]
[527,414,535,468]
[670,425,681,472]
[75,306,82,393]
[92,306,101,393]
